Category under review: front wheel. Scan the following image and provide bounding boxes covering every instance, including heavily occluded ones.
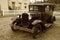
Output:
[32,23,42,38]
[11,23,19,31]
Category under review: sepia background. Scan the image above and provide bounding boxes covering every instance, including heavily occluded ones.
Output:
[0,0,60,40]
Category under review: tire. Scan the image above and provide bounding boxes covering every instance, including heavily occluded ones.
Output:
[11,23,18,31]
[32,23,42,38]
[53,16,56,21]
[48,16,54,24]
[50,16,55,24]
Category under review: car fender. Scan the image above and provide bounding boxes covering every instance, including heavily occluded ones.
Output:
[51,16,56,21]
[32,20,42,25]
[11,15,21,21]
[53,16,56,21]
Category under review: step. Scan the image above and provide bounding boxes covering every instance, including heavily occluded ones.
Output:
[17,26,33,33]
[45,23,52,27]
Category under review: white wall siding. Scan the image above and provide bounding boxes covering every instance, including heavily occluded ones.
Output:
[3,10,29,16]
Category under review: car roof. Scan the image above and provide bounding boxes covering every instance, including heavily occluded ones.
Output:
[29,3,55,6]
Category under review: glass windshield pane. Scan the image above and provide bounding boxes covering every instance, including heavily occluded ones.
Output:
[45,6,49,11]
[45,6,53,13]
[34,6,38,11]
[29,6,38,11]
[30,6,33,11]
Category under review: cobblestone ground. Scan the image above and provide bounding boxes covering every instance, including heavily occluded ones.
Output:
[0,17,60,40]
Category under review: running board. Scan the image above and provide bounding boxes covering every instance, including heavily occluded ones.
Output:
[16,26,34,33]
[45,23,52,27]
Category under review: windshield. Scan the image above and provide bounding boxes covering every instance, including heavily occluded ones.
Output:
[29,6,38,11]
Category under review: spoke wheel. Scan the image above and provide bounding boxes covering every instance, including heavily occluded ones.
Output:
[11,23,19,31]
[32,23,42,38]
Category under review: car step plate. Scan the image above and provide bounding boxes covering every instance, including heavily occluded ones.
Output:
[45,23,52,27]
[17,26,33,33]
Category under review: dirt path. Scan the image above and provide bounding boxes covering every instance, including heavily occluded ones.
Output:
[0,17,60,40]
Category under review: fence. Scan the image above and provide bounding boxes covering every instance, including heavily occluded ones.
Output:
[53,11,60,18]
[2,10,60,18]
[2,10,28,16]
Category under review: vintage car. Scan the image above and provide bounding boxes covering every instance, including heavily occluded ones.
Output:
[10,3,56,38]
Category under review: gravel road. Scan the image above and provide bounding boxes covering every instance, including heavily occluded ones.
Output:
[0,16,60,40]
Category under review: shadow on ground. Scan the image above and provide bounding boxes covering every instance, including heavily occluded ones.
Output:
[0,17,60,40]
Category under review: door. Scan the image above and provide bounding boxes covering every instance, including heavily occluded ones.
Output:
[41,5,52,23]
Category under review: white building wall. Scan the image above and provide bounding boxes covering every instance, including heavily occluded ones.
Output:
[0,0,30,16]
[9,0,30,11]
[0,0,8,10]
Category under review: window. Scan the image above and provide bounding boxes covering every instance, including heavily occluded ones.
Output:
[30,6,33,11]
[34,6,38,11]
[24,6,27,9]
[12,2,16,10]
[45,6,53,13]
[19,3,21,4]
[29,6,38,11]
[18,3,22,10]
[45,6,49,11]
[12,2,15,4]
[24,3,27,5]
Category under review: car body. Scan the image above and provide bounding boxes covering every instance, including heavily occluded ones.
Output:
[10,3,56,38]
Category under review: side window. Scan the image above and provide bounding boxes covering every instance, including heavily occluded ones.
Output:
[30,6,33,11]
[45,6,49,12]
[49,8,53,13]
[49,6,53,13]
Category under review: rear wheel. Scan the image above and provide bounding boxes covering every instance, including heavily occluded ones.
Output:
[53,16,56,21]
[48,16,54,24]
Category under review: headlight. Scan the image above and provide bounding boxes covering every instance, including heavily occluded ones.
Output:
[28,13,31,19]
[29,17,31,19]
[17,15,19,17]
